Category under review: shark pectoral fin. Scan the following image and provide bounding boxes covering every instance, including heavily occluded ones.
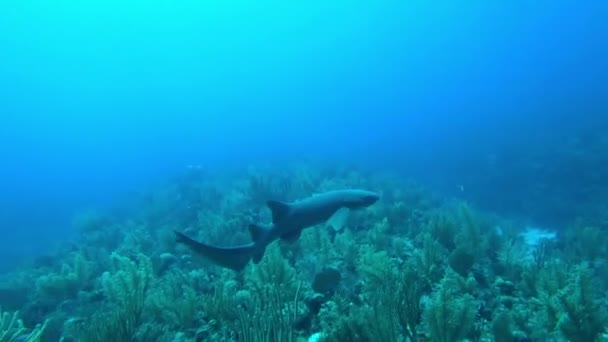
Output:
[327,207,350,232]
[174,231,254,271]
[280,229,302,244]
[267,200,291,223]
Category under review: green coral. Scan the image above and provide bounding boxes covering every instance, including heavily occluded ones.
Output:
[197,242,305,341]
[449,203,486,277]
[496,237,527,283]
[556,265,607,342]
[355,244,426,341]
[365,216,392,251]
[147,269,204,331]
[565,225,607,265]
[318,294,376,341]
[415,232,447,288]
[35,252,92,302]
[424,209,458,251]
[448,245,476,277]
[102,252,153,322]
[198,275,241,337]
[0,309,46,342]
[423,270,477,342]
[236,243,302,342]
[67,252,153,342]
[528,262,608,341]
[2,164,608,341]
[491,309,515,342]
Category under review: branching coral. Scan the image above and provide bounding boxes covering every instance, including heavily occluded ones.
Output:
[422,270,477,342]
[147,269,204,331]
[424,208,458,251]
[317,294,376,341]
[192,243,305,341]
[356,245,427,341]
[246,168,295,205]
[102,252,153,322]
[4,164,608,341]
[496,237,527,282]
[235,284,300,342]
[423,203,488,278]
[556,265,607,342]
[0,309,46,342]
[528,262,608,341]
[199,277,240,336]
[235,243,304,342]
[449,203,486,277]
[564,225,607,265]
[415,232,447,288]
[34,252,93,302]
[67,252,153,342]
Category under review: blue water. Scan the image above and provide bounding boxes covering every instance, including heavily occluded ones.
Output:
[1,1,607,270]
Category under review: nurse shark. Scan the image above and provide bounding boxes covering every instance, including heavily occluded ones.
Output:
[175,189,380,270]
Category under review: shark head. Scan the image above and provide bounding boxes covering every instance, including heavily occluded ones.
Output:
[341,189,380,209]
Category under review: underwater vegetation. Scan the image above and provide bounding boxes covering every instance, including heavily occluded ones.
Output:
[1,162,607,341]
[464,124,608,229]
[0,307,46,341]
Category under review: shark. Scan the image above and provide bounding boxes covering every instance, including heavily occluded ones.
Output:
[175,189,380,270]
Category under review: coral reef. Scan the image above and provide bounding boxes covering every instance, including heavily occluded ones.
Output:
[0,162,606,341]
[0,308,46,342]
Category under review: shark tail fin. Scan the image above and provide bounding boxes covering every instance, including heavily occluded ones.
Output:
[247,224,270,263]
[174,231,254,271]
[252,247,266,264]
[267,200,291,223]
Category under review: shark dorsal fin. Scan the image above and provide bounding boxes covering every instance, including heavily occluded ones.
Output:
[248,224,267,243]
[267,200,291,223]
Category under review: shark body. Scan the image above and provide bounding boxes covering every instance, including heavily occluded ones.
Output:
[175,189,380,270]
